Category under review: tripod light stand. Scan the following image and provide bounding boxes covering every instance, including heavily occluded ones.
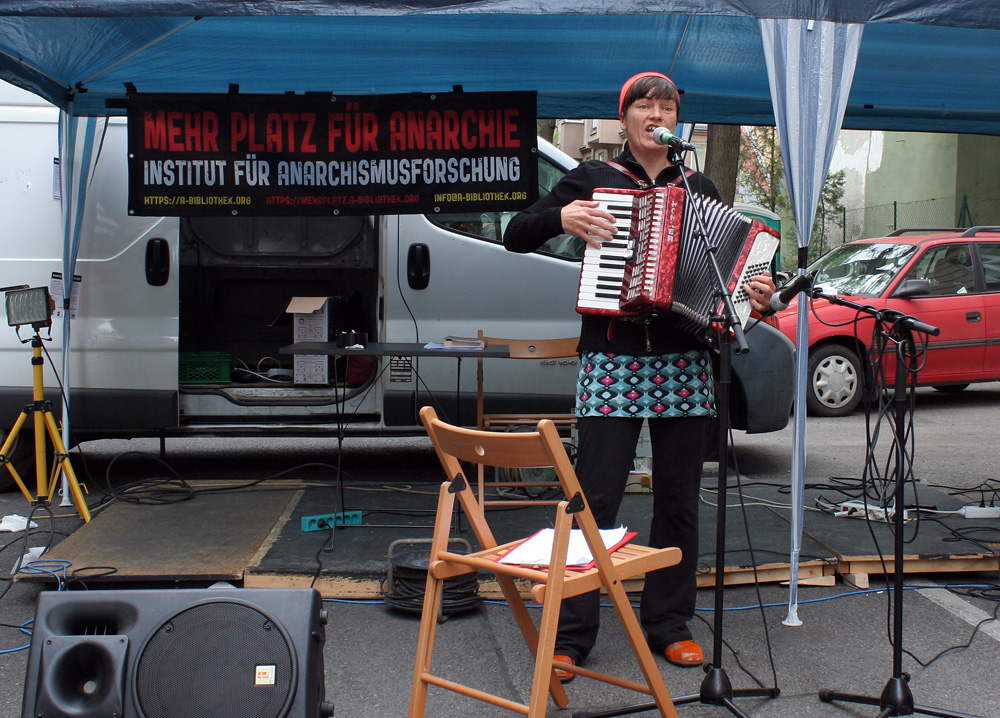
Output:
[0,287,91,522]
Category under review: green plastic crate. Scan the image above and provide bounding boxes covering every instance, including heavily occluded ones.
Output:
[179,352,232,383]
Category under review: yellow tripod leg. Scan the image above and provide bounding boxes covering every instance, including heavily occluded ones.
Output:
[0,411,34,503]
[41,411,90,523]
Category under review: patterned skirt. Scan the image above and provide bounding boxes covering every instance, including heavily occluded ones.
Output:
[575,350,716,419]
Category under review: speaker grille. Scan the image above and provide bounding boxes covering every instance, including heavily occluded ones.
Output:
[135,601,295,718]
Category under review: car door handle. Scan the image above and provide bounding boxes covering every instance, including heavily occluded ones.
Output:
[407,243,430,290]
[966,312,981,322]
[145,237,170,286]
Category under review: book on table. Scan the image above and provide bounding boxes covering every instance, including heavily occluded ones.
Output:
[443,335,486,348]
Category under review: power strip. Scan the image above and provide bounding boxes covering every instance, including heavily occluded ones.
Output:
[959,505,1000,519]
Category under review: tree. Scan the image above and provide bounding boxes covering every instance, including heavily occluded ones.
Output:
[536,119,556,144]
[738,126,787,214]
[704,124,741,207]
[737,126,846,268]
[810,169,846,262]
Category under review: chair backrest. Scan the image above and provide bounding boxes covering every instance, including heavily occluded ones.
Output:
[474,332,579,434]
[420,406,585,521]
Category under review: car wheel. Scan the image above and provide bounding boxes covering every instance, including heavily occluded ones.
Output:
[807,344,863,417]
[0,426,35,492]
[932,384,969,393]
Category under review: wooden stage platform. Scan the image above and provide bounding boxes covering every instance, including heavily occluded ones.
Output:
[32,476,1000,598]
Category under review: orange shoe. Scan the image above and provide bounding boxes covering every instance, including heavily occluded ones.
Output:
[552,654,576,683]
[665,640,704,667]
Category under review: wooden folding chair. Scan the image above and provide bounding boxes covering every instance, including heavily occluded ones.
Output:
[474,332,579,507]
[409,406,682,718]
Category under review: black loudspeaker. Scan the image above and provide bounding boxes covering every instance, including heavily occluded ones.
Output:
[22,586,334,718]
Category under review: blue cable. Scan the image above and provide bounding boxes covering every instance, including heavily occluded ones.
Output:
[319,581,998,612]
[17,560,71,590]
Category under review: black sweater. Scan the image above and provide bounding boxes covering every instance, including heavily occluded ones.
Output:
[503,146,721,356]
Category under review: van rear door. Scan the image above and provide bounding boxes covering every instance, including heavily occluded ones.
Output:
[382,141,585,426]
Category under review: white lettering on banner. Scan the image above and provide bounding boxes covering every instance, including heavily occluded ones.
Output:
[274,156,520,187]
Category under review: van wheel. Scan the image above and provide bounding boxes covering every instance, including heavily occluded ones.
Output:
[933,384,969,393]
[0,427,35,492]
[807,345,863,417]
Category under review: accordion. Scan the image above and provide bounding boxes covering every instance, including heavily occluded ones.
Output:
[576,185,780,337]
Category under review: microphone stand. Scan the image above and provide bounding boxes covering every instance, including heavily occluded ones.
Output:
[814,290,982,718]
[572,159,779,718]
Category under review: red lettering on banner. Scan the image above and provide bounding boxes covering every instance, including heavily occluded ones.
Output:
[265,113,284,152]
[144,112,167,150]
[183,112,219,152]
[387,112,406,151]
[300,113,317,153]
[328,106,378,153]
[230,112,264,152]
[263,112,320,153]
[478,110,497,148]
[345,109,363,153]
[384,108,521,151]
[461,110,477,150]
[327,113,343,152]
[442,110,460,150]
[144,111,219,152]
[504,109,520,147]
[425,111,442,150]
[166,111,183,151]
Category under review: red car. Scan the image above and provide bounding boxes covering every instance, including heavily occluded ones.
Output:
[777,227,1000,416]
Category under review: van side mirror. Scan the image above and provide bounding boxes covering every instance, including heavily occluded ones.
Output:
[891,278,931,298]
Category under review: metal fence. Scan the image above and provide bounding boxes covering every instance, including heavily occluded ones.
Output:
[790,196,1000,266]
[846,195,1000,241]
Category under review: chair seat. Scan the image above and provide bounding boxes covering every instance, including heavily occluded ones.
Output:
[432,543,682,603]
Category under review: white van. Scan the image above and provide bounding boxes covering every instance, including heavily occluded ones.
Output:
[0,82,793,486]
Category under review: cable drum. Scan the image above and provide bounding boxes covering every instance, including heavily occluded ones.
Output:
[383,548,482,618]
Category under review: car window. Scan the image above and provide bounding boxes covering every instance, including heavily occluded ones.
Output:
[810,242,917,297]
[977,243,1000,292]
[903,244,974,296]
[429,154,585,261]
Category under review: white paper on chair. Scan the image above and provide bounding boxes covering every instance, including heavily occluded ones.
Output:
[497,526,632,569]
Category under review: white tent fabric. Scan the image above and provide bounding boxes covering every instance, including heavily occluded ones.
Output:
[760,18,864,625]
[56,110,104,501]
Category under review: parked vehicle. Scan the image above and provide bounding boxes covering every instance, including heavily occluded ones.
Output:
[777,227,1000,416]
[0,82,792,490]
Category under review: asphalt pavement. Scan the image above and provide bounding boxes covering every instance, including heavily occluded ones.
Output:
[1,383,999,718]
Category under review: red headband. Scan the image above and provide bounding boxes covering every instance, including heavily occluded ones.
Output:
[619,71,675,117]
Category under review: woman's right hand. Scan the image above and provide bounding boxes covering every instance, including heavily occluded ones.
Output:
[561,200,618,249]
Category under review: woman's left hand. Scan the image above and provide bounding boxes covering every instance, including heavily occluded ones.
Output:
[744,274,777,314]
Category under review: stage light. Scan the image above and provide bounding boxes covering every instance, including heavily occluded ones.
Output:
[4,286,54,328]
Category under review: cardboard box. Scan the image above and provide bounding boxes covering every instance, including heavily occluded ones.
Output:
[285,297,330,384]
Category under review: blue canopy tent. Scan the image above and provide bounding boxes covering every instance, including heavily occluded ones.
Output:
[0,0,999,610]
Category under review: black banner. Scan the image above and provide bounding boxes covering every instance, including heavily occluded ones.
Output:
[126,91,538,216]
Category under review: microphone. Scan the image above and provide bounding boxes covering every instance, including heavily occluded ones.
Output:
[770,270,817,312]
[652,127,696,152]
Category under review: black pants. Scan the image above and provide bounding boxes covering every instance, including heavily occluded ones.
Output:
[555,414,710,663]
